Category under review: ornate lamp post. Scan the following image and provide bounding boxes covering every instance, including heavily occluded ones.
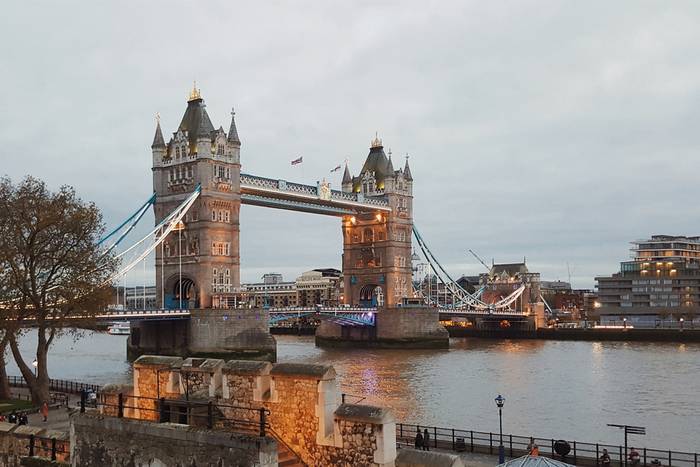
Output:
[32,359,38,377]
[495,394,505,463]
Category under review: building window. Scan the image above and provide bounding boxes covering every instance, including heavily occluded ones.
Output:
[218,210,224,222]
[224,210,230,223]
[186,166,193,178]
[175,147,180,159]
[363,228,374,243]
[217,144,224,155]
[212,210,217,221]
[212,242,231,256]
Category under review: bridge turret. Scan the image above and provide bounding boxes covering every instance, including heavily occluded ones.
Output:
[227,108,241,164]
[151,116,166,168]
[341,163,352,193]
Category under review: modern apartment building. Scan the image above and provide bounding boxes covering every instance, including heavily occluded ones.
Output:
[595,235,700,327]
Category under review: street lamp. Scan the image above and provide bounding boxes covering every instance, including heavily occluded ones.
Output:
[31,359,38,377]
[495,394,505,464]
[680,317,684,331]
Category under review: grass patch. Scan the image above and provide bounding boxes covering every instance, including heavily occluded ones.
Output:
[0,399,34,413]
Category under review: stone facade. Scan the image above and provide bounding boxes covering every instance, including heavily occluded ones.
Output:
[132,355,397,466]
[70,413,277,467]
[151,88,242,309]
[0,422,69,466]
[342,137,414,308]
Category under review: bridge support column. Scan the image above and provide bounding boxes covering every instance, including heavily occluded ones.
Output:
[127,309,277,362]
[315,306,448,349]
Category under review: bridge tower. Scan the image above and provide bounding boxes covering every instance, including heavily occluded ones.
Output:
[341,135,414,308]
[151,85,241,309]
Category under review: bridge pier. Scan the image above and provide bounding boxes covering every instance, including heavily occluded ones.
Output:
[127,309,277,362]
[315,305,449,349]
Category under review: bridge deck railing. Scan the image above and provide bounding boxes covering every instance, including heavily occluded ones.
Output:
[396,422,698,467]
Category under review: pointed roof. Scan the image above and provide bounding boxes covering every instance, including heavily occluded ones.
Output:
[151,119,165,149]
[228,108,241,145]
[386,153,395,174]
[403,156,413,181]
[177,94,215,151]
[342,163,352,185]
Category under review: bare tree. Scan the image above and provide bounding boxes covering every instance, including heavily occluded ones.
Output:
[0,177,118,404]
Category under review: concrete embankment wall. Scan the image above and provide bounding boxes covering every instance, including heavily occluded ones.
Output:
[70,413,278,467]
[316,307,449,348]
[446,326,700,342]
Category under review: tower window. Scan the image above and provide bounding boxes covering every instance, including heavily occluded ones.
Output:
[212,210,217,221]
[217,144,224,155]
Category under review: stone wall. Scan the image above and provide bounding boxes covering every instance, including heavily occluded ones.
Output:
[188,309,276,361]
[133,355,398,466]
[317,307,449,349]
[0,422,69,467]
[69,413,277,467]
[127,309,277,362]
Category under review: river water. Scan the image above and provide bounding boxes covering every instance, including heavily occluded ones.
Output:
[7,332,699,452]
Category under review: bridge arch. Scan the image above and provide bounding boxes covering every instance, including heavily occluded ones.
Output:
[359,284,383,307]
[165,275,199,309]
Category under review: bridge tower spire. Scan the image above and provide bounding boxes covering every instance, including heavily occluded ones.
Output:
[151,88,242,309]
[341,136,414,308]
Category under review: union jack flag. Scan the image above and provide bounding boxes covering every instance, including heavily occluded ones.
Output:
[291,156,303,165]
[330,165,341,173]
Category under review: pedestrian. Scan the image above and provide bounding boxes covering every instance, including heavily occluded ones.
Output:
[18,412,27,425]
[629,447,640,466]
[8,411,17,424]
[527,438,539,456]
[423,428,430,451]
[600,449,611,467]
[41,401,49,422]
[414,427,424,450]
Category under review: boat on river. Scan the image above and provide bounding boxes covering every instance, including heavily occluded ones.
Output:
[107,322,130,335]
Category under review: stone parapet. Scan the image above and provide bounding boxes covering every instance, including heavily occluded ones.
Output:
[70,413,277,467]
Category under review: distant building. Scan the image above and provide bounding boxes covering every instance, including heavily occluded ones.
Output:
[242,269,342,308]
[540,281,590,320]
[595,235,700,327]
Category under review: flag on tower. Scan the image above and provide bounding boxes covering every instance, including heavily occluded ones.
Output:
[330,165,341,173]
[291,156,303,165]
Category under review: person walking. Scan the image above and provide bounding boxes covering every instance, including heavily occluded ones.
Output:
[41,401,49,422]
[527,438,539,456]
[414,427,424,450]
[423,428,430,451]
[600,448,611,467]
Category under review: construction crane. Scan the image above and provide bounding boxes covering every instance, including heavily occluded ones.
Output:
[468,249,491,272]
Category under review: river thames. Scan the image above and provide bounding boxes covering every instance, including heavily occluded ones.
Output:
[8,332,699,452]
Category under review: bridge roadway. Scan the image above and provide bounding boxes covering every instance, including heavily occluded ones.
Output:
[91,306,528,325]
[239,173,392,216]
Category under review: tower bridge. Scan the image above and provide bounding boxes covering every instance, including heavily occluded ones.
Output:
[112,86,533,359]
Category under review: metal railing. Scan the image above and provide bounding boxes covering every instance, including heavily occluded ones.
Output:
[21,433,68,462]
[7,375,101,394]
[396,423,699,467]
[83,391,270,437]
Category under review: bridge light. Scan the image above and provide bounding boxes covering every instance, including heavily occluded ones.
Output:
[375,213,382,222]
[350,216,356,224]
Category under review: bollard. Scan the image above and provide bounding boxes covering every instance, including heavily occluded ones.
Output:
[29,434,35,457]
[117,393,124,418]
[51,438,57,461]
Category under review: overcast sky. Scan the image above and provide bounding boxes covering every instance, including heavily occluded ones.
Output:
[2,1,700,289]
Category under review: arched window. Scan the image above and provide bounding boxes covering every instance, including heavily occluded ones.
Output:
[363,228,374,243]
[217,144,224,155]
[175,147,180,159]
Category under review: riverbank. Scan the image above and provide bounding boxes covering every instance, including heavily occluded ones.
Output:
[445,326,700,342]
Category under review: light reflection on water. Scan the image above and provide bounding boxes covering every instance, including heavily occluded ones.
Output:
[8,332,699,451]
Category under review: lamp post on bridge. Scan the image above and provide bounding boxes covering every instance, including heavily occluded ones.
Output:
[495,394,505,464]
